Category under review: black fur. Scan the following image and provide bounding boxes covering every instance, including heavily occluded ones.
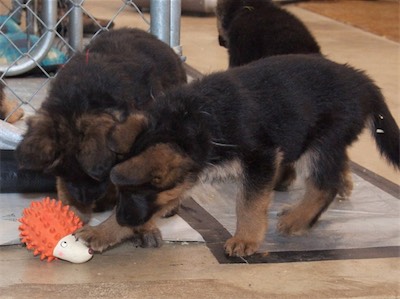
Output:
[44,28,187,118]
[116,187,159,226]
[111,55,399,234]
[216,0,321,66]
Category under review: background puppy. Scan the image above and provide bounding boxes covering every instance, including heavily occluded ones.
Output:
[101,54,399,257]
[0,78,24,123]
[216,0,321,67]
[16,28,187,249]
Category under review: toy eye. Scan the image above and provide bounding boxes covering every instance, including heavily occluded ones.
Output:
[61,241,68,248]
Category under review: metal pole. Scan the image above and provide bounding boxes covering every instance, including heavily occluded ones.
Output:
[68,0,84,52]
[150,0,170,45]
[170,0,182,56]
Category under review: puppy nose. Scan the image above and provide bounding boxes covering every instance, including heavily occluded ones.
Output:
[88,248,94,255]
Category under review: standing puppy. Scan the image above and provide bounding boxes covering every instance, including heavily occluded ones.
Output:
[89,55,399,257]
[216,0,321,67]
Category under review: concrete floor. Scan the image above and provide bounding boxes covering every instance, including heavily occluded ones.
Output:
[1,2,399,298]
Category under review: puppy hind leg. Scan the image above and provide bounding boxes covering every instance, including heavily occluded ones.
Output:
[277,150,345,235]
[277,179,337,235]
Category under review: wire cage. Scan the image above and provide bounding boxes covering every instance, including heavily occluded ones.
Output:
[0,0,182,149]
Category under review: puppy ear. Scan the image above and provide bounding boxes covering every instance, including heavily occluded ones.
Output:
[16,113,60,171]
[76,113,116,180]
[110,143,194,188]
[110,154,152,187]
[107,113,148,154]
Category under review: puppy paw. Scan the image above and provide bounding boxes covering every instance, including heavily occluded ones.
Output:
[224,237,260,257]
[277,208,309,235]
[131,227,163,248]
[5,106,24,123]
[1,99,24,123]
[74,225,117,252]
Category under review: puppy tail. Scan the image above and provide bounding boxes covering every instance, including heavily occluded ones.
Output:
[368,87,399,170]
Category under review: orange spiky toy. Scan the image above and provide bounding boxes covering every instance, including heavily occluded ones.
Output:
[19,197,93,263]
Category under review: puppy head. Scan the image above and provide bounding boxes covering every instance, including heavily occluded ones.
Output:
[110,143,197,226]
[216,0,244,48]
[16,111,118,204]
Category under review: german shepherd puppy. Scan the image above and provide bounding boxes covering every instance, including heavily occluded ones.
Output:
[16,28,187,249]
[76,54,399,256]
[216,0,321,67]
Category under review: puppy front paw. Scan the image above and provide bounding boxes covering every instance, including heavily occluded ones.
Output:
[131,227,163,248]
[74,225,119,252]
[224,237,260,257]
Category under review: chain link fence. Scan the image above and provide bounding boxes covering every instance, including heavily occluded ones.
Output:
[0,0,182,149]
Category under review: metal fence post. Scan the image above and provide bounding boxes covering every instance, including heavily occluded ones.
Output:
[68,0,84,52]
[170,0,182,56]
[150,0,170,45]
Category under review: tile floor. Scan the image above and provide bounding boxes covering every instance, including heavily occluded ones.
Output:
[0,2,399,298]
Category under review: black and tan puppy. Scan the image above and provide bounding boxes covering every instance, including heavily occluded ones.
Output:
[216,0,321,67]
[83,54,399,256]
[16,28,187,249]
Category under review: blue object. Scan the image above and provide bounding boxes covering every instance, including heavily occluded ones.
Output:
[0,32,67,67]
[0,15,67,69]
[0,15,22,34]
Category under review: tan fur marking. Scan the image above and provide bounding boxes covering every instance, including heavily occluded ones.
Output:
[224,187,273,257]
[108,113,148,154]
[111,143,194,189]
[224,151,282,256]
[154,179,195,218]
[145,144,193,189]
[338,154,353,199]
[76,113,117,176]
[0,98,24,123]
[277,179,334,235]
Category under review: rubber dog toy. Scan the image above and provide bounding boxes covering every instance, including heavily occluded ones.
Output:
[19,197,93,263]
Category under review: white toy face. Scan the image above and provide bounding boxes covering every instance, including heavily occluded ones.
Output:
[53,234,93,263]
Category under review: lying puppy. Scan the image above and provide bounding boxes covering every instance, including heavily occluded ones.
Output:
[16,28,187,248]
[216,0,321,67]
[0,79,24,123]
[79,54,399,256]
